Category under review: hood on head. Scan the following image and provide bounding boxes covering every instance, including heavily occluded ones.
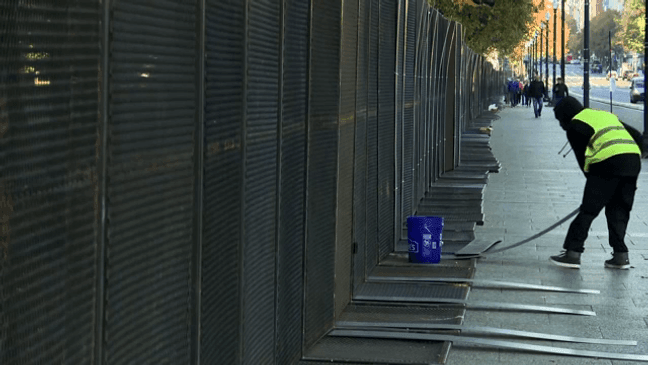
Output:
[553,96,584,130]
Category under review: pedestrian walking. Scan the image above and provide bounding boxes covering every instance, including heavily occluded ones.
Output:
[549,96,643,270]
[522,80,530,107]
[528,75,545,117]
[552,77,569,106]
[507,79,519,107]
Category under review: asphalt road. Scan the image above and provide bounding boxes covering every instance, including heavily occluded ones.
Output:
[548,63,647,132]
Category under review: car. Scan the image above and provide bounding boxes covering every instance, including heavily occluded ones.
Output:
[629,77,645,103]
[591,61,602,73]
[622,70,635,80]
[628,71,640,80]
[570,59,581,65]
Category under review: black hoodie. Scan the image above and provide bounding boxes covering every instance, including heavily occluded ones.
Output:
[553,96,642,177]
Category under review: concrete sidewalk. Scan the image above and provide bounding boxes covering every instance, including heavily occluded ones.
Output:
[446,102,648,364]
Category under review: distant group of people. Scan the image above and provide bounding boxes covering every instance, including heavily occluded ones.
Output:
[506,78,524,107]
[505,74,569,118]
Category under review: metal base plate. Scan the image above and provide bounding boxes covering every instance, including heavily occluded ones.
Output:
[454,239,500,256]
[330,330,648,363]
[302,335,450,364]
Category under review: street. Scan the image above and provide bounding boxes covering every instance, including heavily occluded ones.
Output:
[556,63,645,132]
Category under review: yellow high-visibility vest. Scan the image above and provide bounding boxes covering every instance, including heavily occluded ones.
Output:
[574,109,641,172]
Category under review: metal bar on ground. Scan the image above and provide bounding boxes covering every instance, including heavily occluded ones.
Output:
[334,323,637,346]
[366,277,600,294]
[354,296,596,316]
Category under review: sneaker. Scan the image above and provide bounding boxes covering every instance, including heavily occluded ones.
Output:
[549,250,581,268]
[605,252,630,269]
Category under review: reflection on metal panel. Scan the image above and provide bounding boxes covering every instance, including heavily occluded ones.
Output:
[276,0,309,363]
[106,0,196,363]
[243,0,280,362]
[0,2,101,363]
[202,0,244,363]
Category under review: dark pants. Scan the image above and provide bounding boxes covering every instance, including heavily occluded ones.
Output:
[532,97,543,117]
[564,175,638,253]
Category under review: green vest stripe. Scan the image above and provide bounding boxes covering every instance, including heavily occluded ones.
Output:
[573,109,641,172]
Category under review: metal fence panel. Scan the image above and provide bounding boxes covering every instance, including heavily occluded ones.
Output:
[243,0,281,363]
[352,0,369,292]
[202,0,245,363]
[276,0,310,363]
[0,1,101,364]
[393,0,404,245]
[303,0,341,350]
[400,0,416,237]
[364,0,380,282]
[0,2,506,364]
[377,0,396,259]
[334,0,358,319]
[106,0,196,363]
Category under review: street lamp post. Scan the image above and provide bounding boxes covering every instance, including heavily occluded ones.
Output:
[640,0,648,152]
[535,31,539,77]
[546,13,550,95]
[583,0,590,107]
[540,23,544,82]
[531,41,534,78]
[561,0,565,80]
[528,41,532,80]
[553,0,558,91]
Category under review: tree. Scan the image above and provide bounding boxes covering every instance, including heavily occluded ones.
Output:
[589,10,622,68]
[620,0,645,53]
[430,0,538,56]
[566,15,582,56]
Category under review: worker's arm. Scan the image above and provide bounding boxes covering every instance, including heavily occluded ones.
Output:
[620,121,644,154]
[566,119,594,173]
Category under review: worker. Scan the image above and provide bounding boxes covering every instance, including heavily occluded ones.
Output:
[550,96,642,270]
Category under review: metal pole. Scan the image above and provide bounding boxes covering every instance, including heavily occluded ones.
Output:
[531,36,538,78]
[540,26,543,82]
[191,0,206,363]
[561,0,565,80]
[553,8,557,89]
[95,0,110,363]
[609,31,613,112]
[583,0,590,107]
[643,1,648,151]
[529,45,532,80]
[545,24,549,94]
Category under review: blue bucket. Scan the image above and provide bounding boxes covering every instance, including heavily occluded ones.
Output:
[408,216,443,263]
